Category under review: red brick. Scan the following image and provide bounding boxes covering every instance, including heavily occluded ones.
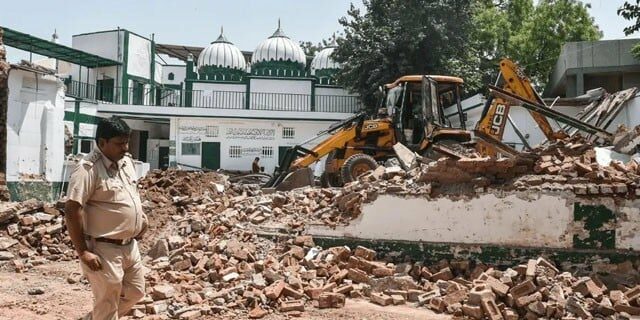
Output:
[391,294,405,305]
[625,285,640,301]
[462,304,484,319]
[431,267,454,281]
[318,292,345,308]
[442,289,467,306]
[265,280,285,300]
[480,298,504,320]
[248,306,268,319]
[280,300,305,312]
[347,268,370,284]
[304,287,323,300]
[485,276,509,297]
[283,285,305,299]
[353,246,376,260]
[509,280,536,298]
[428,296,446,312]
[334,284,354,295]
[372,267,394,277]
[370,292,393,306]
[615,304,640,316]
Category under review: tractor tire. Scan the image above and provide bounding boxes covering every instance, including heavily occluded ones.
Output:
[320,172,342,188]
[340,153,378,184]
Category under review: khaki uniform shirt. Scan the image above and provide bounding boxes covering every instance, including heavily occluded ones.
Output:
[67,148,146,240]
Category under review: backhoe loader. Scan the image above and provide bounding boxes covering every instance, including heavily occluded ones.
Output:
[264,59,627,190]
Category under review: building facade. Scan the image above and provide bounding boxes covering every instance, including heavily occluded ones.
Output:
[546,39,640,98]
[1,24,360,200]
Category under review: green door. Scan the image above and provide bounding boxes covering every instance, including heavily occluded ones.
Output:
[96,78,115,102]
[132,81,145,105]
[138,131,148,162]
[202,142,221,170]
[158,147,169,169]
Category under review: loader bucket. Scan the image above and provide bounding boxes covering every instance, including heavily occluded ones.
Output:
[274,167,315,191]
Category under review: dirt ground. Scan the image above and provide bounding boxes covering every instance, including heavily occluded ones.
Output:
[0,261,451,320]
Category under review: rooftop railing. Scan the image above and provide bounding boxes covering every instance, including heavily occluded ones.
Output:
[65,80,362,113]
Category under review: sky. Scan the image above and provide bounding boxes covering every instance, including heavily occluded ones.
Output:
[0,0,636,63]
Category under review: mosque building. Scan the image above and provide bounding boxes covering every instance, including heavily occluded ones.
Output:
[1,22,360,199]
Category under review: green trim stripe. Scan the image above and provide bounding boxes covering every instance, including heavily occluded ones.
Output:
[64,111,102,125]
[573,203,615,250]
[121,30,130,104]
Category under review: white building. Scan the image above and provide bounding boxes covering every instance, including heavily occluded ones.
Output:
[4,23,360,172]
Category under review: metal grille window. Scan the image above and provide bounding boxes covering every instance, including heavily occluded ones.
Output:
[229,145,242,158]
[262,146,274,158]
[181,143,201,155]
[282,127,295,139]
[206,125,219,137]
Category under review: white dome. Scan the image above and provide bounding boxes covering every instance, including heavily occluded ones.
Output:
[311,40,340,73]
[251,23,306,66]
[198,29,246,70]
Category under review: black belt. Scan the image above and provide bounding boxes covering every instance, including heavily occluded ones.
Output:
[90,237,133,245]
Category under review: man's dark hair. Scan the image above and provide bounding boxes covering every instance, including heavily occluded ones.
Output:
[254,157,260,161]
[95,117,131,142]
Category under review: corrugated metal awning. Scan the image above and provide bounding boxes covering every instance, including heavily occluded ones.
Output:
[2,26,121,68]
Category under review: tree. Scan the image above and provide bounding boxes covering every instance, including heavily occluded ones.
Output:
[332,0,477,107]
[471,0,601,88]
[299,39,329,57]
[618,1,640,59]
[618,0,640,36]
[332,0,601,105]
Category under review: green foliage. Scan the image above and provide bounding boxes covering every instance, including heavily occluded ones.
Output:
[618,0,640,36]
[332,0,476,106]
[508,0,601,86]
[618,1,640,60]
[331,0,601,104]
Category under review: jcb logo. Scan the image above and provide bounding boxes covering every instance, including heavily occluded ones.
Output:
[363,123,379,130]
[490,104,506,135]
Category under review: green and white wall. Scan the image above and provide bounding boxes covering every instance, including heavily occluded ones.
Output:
[5,67,66,201]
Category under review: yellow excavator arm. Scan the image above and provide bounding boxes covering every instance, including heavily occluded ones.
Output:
[476,59,567,143]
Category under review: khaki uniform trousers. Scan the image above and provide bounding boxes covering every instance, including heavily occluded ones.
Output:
[81,239,145,320]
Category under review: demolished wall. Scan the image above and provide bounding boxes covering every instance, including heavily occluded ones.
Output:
[0,28,8,183]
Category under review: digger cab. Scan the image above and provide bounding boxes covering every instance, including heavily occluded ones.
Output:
[382,75,466,148]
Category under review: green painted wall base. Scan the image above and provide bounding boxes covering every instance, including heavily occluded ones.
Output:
[257,231,639,269]
[7,181,66,202]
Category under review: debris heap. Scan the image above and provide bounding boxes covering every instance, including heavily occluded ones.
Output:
[418,135,640,197]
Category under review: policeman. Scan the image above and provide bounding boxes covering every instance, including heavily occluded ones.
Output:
[65,117,147,320]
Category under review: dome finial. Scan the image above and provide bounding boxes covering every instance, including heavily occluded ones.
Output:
[270,18,287,38]
[51,28,59,43]
[214,25,230,44]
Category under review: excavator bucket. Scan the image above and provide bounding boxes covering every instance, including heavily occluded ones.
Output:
[273,167,315,191]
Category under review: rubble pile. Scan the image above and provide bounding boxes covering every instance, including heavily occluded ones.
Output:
[136,225,640,319]
[416,135,640,198]
[0,198,71,271]
[0,172,9,201]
